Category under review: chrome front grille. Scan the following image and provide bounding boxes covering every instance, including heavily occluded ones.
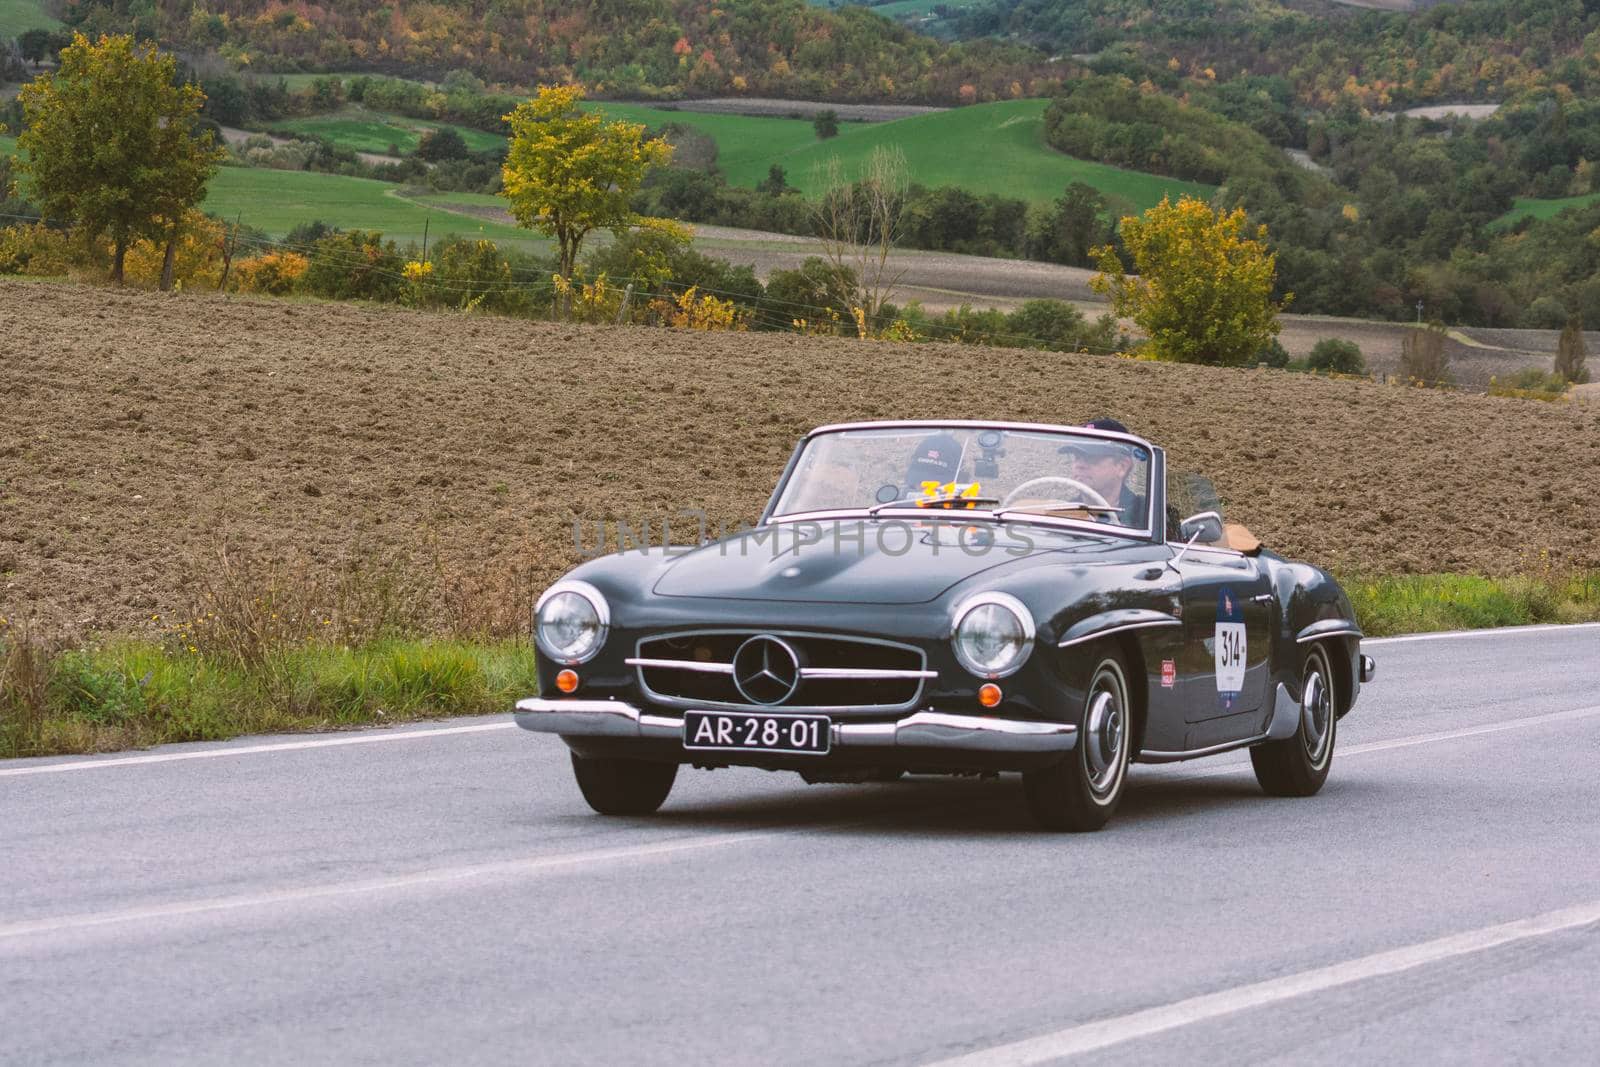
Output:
[628,630,933,712]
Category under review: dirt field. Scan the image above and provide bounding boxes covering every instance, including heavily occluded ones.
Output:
[3,279,1598,638]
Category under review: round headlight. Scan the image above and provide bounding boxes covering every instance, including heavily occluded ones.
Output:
[952,593,1034,679]
[535,581,609,664]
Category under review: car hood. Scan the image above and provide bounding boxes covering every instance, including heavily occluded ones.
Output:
[651,521,1125,605]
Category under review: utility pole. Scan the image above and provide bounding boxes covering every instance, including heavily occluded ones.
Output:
[1416,299,1424,324]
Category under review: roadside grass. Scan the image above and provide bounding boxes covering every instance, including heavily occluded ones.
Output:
[203,165,548,251]
[0,0,60,33]
[1344,571,1600,636]
[0,635,536,758]
[5,566,1598,758]
[273,111,507,156]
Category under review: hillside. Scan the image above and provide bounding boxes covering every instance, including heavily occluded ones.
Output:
[4,278,1597,638]
[58,0,1051,104]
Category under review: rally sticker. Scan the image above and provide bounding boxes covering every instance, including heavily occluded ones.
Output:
[1215,587,1246,708]
[1160,659,1176,688]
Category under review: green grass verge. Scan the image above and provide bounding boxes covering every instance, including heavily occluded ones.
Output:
[5,572,1598,759]
[202,165,548,252]
[0,636,537,759]
[274,111,507,156]
[1493,191,1600,228]
[0,0,60,33]
[1344,572,1600,637]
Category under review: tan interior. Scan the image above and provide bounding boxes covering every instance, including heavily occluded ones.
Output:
[1220,523,1263,555]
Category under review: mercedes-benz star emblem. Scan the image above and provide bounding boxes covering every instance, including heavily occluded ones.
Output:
[732,635,801,705]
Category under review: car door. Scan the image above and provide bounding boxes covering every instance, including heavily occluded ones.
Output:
[1173,545,1273,724]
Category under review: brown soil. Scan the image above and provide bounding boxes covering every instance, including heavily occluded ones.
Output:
[3,279,1599,638]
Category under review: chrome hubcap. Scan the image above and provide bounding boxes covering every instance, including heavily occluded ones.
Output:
[1301,667,1331,764]
[1083,674,1127,797]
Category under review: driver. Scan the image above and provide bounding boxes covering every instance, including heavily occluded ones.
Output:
[1058,418,1147,526]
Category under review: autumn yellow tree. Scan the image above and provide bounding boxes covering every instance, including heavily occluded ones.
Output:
[1091,195,1287,366]
[500,85,672,312]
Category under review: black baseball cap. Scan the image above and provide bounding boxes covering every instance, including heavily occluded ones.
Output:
[1060,418,1136,459]
[907,432,963,485]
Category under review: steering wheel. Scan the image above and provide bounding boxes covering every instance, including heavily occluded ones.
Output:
[1000,476,1113,510]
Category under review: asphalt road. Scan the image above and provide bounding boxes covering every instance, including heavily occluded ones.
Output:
[4,623,1599,1065]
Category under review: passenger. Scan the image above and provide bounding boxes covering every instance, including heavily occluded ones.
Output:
[904,431,965,497]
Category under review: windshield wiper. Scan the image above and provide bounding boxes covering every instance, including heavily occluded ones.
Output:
[867,494,1000,516]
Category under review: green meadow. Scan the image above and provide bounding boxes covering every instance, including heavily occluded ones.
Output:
[590,98,1212,210]
[1494,192,1600,228]
[0,0,60,33]
[274,112,507,156]
[202,166,547,251]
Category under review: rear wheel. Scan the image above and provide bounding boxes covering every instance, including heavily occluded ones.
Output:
[570,752,678,815]
[1023,647,1132,832]
[1250,643,1336,797]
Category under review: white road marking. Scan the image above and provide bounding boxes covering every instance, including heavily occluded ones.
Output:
[1364,621,1600,646]
[1173,703,1600,780]
[0,721,516,778]
[0,831,773,942]
[926,898,1600,1066]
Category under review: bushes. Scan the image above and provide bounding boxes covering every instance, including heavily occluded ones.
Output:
[299,230,406,302]
[1307,338,1365,374]
[0,222,80,277]
[230,251,309,295]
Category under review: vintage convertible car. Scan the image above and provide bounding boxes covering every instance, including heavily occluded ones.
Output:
[515,420,1376,831]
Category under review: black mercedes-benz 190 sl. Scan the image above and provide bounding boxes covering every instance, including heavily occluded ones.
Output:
[515,420,1376,831]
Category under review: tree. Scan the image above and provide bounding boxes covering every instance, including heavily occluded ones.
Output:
[756,164,791,196]
[1556,315,1590,384]
[17,29,61,66]
[416,126,469,162]
[500,85,672,312]
[813,109,840,140]
[1307,338,1365,374]
[810,146,908,329]
[17,34,224,284]
[1091,195,1287,366]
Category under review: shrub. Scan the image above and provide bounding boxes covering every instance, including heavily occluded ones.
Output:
[813,109,839,140]
[1256,337,1291,368]
[229,251,309,295]
[300,230,405,302]
[124,211,227,290]
[427,237,534,315]
[1004,299,1121,353]
[1525,295,1570,331]
[1556,315,1590,384]
[0,222,79,276]
[1400,323,1451,385]
[1488,368,1571,401]
[416,127,469,162]
[1307,337,1365,374]
[763,256,856,325]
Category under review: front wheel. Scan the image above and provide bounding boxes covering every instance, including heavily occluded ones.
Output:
[570,752,678,815]
[1023,647,1133,832]
[1250,643,1336,797]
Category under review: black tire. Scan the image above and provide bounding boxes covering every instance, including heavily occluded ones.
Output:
[1023,647,1133,832]
[570,752,678,815]
[1250,643,1337,797]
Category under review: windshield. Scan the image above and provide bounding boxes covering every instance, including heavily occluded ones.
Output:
[771,426,1153,531]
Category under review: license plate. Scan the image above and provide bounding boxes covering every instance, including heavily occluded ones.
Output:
[682,711,831,755]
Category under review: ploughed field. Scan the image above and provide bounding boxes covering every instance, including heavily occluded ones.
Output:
[3,279,1598,637]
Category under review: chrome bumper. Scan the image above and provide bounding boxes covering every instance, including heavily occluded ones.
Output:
[513,698,1078,755]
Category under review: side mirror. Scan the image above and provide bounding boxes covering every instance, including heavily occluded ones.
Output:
[1179,510,1224,544]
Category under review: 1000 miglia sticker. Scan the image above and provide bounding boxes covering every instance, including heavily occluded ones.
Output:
[1215,587,1246,709]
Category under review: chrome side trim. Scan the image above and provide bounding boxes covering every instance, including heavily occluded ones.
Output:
[624,657,735,674]
[885,711,1078,753]
[1057,611,1182,649]
[1138,733,1269,764]
[513,699,1078,754]
[1296,620,1364,644]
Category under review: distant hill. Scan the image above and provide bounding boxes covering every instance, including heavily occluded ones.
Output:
[58,0,1053,105]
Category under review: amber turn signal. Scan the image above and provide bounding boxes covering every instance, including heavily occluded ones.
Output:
[555,669,580,693]
[978,683,1002,708]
